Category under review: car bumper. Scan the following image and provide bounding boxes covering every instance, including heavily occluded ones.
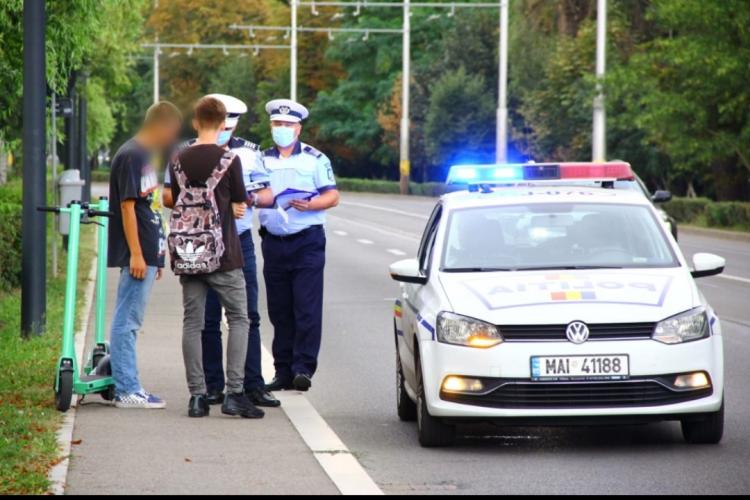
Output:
[420,336,724,419]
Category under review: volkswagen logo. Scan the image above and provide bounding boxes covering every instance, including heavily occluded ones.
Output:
[566,321,590,344]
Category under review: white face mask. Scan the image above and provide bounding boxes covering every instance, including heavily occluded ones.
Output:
[272,126,296,147]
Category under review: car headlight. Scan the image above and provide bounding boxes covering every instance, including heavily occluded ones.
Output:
[436,312,503,348]
[653,307,709,344]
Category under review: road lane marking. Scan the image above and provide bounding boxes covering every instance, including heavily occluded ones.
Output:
[329,214,420,242]
[716,274,750,285]
[387,249,406,256]
[333,230,348,236]
[341,201,430,220]
[357,238,374,245]
[261,348,383,495]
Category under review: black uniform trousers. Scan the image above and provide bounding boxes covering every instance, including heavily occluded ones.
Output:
[260,225,325,381]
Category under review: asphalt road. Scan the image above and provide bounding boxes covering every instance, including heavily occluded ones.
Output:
[260,192,750,495]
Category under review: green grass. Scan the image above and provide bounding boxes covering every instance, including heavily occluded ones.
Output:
[0,226,95,494]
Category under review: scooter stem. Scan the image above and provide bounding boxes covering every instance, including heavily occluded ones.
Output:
[93,198,109,345]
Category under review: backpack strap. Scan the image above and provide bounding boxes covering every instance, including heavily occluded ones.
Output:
[205,150,237,191]
[171,157,189,191]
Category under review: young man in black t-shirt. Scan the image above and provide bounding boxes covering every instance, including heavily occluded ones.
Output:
[108,101,182,409]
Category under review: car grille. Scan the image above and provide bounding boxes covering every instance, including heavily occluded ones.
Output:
[499,323,656,342]
[441,379,712,409]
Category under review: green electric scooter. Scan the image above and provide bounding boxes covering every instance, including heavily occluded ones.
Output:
[38,198,115,412]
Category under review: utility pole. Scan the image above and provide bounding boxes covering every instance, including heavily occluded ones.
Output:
[592,0,607,161]
[495,0,509,163]
[21,0,47,337]
[399,0,411,195]
[291,0,298,100]
[152,43,160,104]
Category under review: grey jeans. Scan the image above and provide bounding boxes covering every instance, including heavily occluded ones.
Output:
[180,268,249,395]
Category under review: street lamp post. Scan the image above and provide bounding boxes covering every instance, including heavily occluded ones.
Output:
[21,0,47,337]
[291,0,298,100]
[495,0,508,163]
[153,42,160,104]
[399,0,411,195]
[592,0,607,161]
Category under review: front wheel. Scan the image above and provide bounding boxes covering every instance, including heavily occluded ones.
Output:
[416,357,455,447]
[682,401,724,444]
[55,371,73,412]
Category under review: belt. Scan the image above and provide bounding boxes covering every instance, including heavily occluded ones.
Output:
[259,225,322,241]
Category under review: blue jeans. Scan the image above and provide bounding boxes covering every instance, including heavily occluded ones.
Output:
[201,231,264,391]
[109,266,158,396]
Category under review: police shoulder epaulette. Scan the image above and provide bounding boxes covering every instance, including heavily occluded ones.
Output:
[231,136,260,151]
[263,147,278,157]
[303,145,323,158]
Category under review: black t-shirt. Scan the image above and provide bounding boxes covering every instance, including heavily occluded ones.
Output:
[107,138,166,268]
[169,144,246,272]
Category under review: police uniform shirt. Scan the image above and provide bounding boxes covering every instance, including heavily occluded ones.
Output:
[259,142,336,236]
[164,136,268,235]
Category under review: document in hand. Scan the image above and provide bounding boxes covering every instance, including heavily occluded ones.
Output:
[273,188,318,223]
[274,188,318,211]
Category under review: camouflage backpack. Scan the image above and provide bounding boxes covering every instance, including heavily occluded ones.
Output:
[167,150,235,275]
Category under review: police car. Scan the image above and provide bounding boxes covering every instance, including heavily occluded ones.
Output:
[389,162,725,447]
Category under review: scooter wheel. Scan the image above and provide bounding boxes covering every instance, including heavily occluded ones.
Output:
[55,371,74,412]
[101,385,116,402]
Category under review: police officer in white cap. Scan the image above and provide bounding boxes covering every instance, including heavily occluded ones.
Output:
[163,94,281,410]
[260,98,340,392]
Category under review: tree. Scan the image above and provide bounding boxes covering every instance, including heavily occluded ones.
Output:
[425,67,495,169]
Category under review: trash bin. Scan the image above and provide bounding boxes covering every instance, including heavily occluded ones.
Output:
[58,169,85,235]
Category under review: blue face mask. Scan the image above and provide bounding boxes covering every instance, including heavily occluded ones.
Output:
[217,130,232,146]
[272,126,296,148]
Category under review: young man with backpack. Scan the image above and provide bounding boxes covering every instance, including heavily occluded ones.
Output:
[167,96,265,419]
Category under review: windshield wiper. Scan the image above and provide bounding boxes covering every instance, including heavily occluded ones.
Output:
[442,267,514,273]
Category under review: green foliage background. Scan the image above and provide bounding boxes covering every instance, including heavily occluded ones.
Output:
[1,0,749,201]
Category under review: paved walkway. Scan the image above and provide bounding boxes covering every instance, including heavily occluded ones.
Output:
[65,266,339,495]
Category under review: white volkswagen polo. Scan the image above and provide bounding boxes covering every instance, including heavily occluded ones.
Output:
[390,162,726,447]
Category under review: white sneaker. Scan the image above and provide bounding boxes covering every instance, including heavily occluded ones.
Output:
[115,391,167,409]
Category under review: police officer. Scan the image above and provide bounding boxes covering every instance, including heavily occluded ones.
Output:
[163,94,280,409]
[259,99,340,392]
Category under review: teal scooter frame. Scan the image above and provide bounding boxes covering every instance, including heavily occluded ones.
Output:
[38,198,114,412]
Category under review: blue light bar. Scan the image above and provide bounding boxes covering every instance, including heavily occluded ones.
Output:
[445,162,634,186]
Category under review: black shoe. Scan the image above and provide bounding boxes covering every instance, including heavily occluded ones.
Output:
[206,389,225,405]
[221,392,265,419]
[293,373,312,392]
[246,388,281,408]
[188,394,210,418]
[265,377,294,392]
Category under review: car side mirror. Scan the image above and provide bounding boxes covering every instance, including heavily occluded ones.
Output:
[691,253,725,278]
[389,258,428,285]
[651,190,672,203]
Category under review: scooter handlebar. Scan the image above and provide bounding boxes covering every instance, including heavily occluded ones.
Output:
[37,206,61,214]
[87,210,114,218]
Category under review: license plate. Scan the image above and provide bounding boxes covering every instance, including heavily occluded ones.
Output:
[531,355,630,381]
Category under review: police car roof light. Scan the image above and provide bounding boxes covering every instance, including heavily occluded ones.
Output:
[446,161,634,186]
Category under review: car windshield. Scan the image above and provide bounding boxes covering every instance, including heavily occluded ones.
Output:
[441,202,677,271]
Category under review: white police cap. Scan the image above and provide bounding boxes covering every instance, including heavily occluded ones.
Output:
[265,99,309,123]
[206,94,247,129]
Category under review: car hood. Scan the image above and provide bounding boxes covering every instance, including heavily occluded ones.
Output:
[438,268,699,324]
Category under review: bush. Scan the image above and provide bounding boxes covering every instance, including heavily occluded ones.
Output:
[0,181,23,292]
[662,197,712,223]
[705,202,750,230]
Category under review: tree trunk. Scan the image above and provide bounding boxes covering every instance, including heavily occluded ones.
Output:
[0,139,8,185]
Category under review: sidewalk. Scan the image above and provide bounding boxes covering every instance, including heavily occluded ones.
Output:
[65,267,339,495]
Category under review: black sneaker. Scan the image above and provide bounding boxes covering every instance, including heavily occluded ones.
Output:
[246,388,281,408]
[221,392,265,419]
[188,394,210,418]
[206,389,225,405]
[265,377,294,392]
[293,373,312,392]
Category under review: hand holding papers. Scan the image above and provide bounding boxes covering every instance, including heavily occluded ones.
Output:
[273,188,318,223]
